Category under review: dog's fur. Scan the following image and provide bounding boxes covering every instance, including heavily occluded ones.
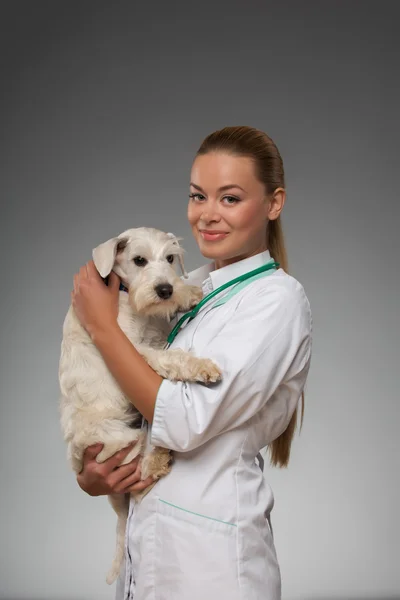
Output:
[58,227,222,584]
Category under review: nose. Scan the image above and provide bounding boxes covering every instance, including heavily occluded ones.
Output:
[155,283,173,299]
[201,204,221,224]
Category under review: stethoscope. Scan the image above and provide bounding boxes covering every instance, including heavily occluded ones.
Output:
[167,261,279,345]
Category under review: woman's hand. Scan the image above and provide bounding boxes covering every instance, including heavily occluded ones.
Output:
[72,260,120,339]
[77,443,154,496]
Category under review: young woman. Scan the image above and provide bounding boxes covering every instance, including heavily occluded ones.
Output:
[72,126,312,600]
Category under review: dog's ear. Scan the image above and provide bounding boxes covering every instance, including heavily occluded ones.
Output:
[167,232,188,278]
[92,236,128,278]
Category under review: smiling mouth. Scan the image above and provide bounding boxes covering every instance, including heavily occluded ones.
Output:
[199,230,229,241]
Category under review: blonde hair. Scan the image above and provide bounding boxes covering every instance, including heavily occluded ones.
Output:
[196,125,304,468]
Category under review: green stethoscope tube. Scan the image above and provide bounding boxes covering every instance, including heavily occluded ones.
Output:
[167,261,279,345]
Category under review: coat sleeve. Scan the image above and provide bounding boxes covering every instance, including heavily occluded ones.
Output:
[150,280,312,452]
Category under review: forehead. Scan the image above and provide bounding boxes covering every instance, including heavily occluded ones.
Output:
[124,229,177,258]
[190,152,259,189]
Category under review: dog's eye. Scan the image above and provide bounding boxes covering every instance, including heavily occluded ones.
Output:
[166,255,174,264]
[133,256,148,267]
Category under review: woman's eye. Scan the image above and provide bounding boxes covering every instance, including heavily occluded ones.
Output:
[223,195,240,205]
[166,255,174,264]
[189,193,239,204]
[133,256,148,267]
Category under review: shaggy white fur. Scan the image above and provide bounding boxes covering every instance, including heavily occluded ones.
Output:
[58,227,221,584]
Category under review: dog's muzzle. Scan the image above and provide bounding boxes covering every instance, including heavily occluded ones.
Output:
[155,283,173,299]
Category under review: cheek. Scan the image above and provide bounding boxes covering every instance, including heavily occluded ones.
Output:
[231,203,264,230]
[187,202,198,226]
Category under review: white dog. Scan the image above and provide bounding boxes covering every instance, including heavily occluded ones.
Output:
[59,227,222,584]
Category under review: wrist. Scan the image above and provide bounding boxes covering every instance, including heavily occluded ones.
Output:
[89,319,120,345]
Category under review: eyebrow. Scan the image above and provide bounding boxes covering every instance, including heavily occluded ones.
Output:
[190,182,246,193]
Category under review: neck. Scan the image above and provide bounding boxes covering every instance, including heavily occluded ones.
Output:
[214,245,268,270]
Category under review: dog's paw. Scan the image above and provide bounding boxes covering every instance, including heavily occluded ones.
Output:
[141,447,173,481]
[190,357,222,384]
[180,285,203,310]
[188,285,203,307]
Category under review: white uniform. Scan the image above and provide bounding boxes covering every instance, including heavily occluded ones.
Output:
[116,250,312,600]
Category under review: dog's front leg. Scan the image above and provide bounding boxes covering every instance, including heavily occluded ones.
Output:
[138,346,222,384]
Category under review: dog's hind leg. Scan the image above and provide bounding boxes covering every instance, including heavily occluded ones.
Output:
[140,446,172,482]
[106,493,129,585]
[131,446,173,503]
[67,441,86,474]
[95,429,145,465]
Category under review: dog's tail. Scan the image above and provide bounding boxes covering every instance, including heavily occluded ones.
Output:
[106,494,130,585]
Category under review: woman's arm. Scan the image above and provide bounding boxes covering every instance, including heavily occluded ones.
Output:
[71,260,163,422]
[150,280,312,452]
[91,323,162,423]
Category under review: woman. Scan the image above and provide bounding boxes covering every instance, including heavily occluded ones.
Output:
[72,126,312,600]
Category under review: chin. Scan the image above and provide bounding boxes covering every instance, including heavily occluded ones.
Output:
[197,240,222,256]
[199,246,219,259]
[197,240,235,262]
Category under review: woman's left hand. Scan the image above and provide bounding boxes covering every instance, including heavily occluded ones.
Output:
[72,260,120,338]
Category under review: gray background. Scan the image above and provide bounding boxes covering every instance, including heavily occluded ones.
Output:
[1,1,399,599]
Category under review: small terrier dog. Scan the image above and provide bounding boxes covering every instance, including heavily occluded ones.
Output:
[58,227,222,584]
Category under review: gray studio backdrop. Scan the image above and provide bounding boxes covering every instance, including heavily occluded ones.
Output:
[1,2,399,599]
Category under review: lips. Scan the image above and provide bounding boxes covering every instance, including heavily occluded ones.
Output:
[199,230,229,241]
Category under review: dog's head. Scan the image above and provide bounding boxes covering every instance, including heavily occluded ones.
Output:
[92,227,194,317]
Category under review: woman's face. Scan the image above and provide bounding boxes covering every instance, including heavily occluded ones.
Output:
[187,152,284,268]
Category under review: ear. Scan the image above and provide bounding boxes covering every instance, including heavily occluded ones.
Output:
[92,236,128,278]
[167,232,188,278]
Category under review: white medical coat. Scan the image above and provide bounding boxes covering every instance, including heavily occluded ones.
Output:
[115,250,312,600]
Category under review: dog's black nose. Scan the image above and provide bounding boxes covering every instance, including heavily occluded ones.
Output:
[155,283,173,299]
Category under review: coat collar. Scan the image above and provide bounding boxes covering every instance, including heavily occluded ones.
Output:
[185,250,273,295]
